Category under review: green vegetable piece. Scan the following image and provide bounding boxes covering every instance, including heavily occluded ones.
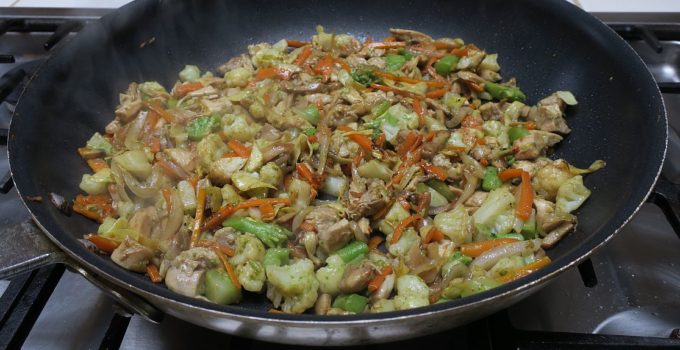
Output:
[303,127,317,136]
[507,126,529,143]
[186,114,221,141]
[332,294,368,314]
[205,268,242,305]
[520,214,537,239]
[167,97,178,109]
[351,67,380,87]
[425,179,456,201]
[434,55,460,76]
[86,132,113,155]
[435,298,452,304]
[222,216,291,248]
[495,233,524,241]
[482,167,502,192]
[335,241,369,263]
[484,82,526,102]
[398,48,416,60]
[263,248,290,267]
[415,182,429,194]
[505,155,516,166]
[449,251,473,266]
[384,54,407,71]
[302,106,320,125]
[179,65,201,82]
[371,100,390,117]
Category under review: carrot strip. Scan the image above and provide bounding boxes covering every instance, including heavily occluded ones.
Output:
[374,71,445,88]
[255,67,293,81]
[498,256,552,283]
[525,122,537,130]
[480,157,489,166]
[146,263,162,283]
[409,45,446,59]
[460,238,520,257]
[202,198,291,231]
[397,132,420,158]
[85,234,119,254]
[162,188,172,214]
[314,54,335,81]
[383,35,396,42]
[145,101,174,123]
[335,57,351,72]
[196,239,235,256]
[295,46,312,66]
[369,83,420,99]
[366,42,406,49]
[397,196,411,211]
[451,47,469,57]
[462,80,484,93]
[307,135,318,143]
[412,98,425,128]
[367,266,394,293]
[174,82,204,97]
[499,168,524,182]
[296,162,321,188]
[336,125,374,154]
[421,162,447,181]
[86,159,108,173]
[287,40,309,47]
[375,133,386,148]
[260,203,275,221]
[188,174,200,190]
[190,187,207,247]
[214,247,241,289]
[73,195,115,223]
[390,215,422,244]
[157,160,188,180]
[516,171,534,221]
[149,137,161,153]
[368,236,384,250]
[426,87,448,98]
[423,228,445,244]
[298,222,316,232]
[227,140,252,158]
[142,110,160,136]
[221,151,241,158]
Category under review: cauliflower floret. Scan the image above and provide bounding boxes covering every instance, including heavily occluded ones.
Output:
[315,255,346,296]
[266,259,319,314]
[236,260,266,292]
[221,114,261,142]
[230,233,266,266]
[196,134,227,169]
[393,275,429,310]
[224,67,253,88]
[434,205,472,245]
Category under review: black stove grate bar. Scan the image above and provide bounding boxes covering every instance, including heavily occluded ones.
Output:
[658,82,680,94]
[44,21,83,51]
[0,265,65,350]
[98,313,131,350]
[0,19,85,35]
[0,55,14,64]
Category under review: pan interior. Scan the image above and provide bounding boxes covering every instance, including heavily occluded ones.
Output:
[8,0,666,321]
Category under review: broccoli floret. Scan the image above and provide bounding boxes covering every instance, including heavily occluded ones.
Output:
[236,260,266,292]
[265,259,319,314]
[315,255,346,296]
[230,233,266,266]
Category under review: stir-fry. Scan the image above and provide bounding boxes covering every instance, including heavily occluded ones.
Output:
[74,27,603,314]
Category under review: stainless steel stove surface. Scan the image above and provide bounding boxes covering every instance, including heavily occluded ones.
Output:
[1,8,680,350]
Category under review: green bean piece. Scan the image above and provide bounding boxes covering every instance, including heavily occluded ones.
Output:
[508,126,529,143]
[434,55,460,76]
[335,241,369,263]
[425,179,457,201]
[482,167,502,192]
[263,248,290,267]
[332,294,368,314]
[302,106,320,125]
[495,233,525,241]
[484,82,526,102]
[222,216,291,248]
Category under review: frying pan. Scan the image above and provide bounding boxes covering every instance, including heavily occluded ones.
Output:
[0,0,667,345]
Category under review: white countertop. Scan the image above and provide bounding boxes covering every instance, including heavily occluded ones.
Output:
[1,0,680,12]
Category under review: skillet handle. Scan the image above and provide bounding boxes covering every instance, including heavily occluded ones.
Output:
[0,221,67,279]
[647,176,680,236]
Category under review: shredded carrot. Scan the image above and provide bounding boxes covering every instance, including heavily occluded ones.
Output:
[461,115,482,129]
[221,151,241,158]
[433,41,457,50]
[214,247,241,290]
[397,196,411,211]
[383,35,396,42]
[190,187,207,247]
[412,98,425,128]
[174,82,204,97]
[409,45,446,58]
[196,239,235,256]
[390,148,422,187]
[462,80,484,93]
[450,47,469,57]
[202,198,291,231]
[188,174,199,190]
[525,122,537,130]
[367,266,394,293]
[369,83,420,99]
[85,234,119,254]
[460,238,520,257]
[445,146,468,153]
[480,157,489,166]
[307,135,318,143]
[425,87,448,99]
[142,110,160,136]
[314,54,335,81]
[287,39,309,47]
[86,158,108,173]
[157,160,187,180]
[298,221,316,232]
[364,35,373,45]
[368,236,384,250]
[145,101,174,123]
[397,132,422,158]
[336,125,374,154]
[295,46,312,66]
[149,137,161,153]
[296,162,321,188]
[390,215,422,244]
[162,188,172,214]
[475,138,487,145]
[73,195,115,223]
[146,263,162,283]
[366,42,406,49]
[375,133,386,148]
[227,140,252,158]
[499,168,524,182]
[255,67,293,81]
[516,171,534,221]
[421,162,447,181]
[498,256,552,283]
[374,71,445,88]
[260,203,275,222]
[335,57,351,72]
[423,228,445,244]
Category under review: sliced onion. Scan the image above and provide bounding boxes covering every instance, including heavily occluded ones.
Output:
[262,143,292,163]
[316,125,331,177]
[124,110,147,150]
[291,206,314,233]
[160,189,184,241]
[113,162,162,199]
[470,239,541,271]
[452,170,479,209]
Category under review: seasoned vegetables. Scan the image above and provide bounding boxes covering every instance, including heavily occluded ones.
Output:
[75,27,603,315]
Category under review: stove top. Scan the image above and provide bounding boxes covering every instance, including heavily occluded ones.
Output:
[1,9,680,350]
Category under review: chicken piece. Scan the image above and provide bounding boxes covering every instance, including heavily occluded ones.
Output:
[208,157,247,186]
[129,207,160,239]
[406,244,438,283]
[326,104,360,127]
[165,247,218,298]
[280,80,336,94]
[367,57,386,70]
[464,191,488,207]
[478,102,503,121]
[164,148,197,173]
[217,54,253,74]
[422,130,451,160]
[346,178,391,220]
[456,71,485,85]
[534,198,577,235]
[370,273,395,303]
[513,130,563,160]
[527,93,571,134]
[105,119,122,135]
[479,69,502,82]
[541,221,576,249]
[115,100,143,123]
[304,207,353,254]
[389,28,433,43]
[338,261,376,294]
[111,237,154,273]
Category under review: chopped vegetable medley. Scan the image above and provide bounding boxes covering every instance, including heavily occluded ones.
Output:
[76,27,603,314]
